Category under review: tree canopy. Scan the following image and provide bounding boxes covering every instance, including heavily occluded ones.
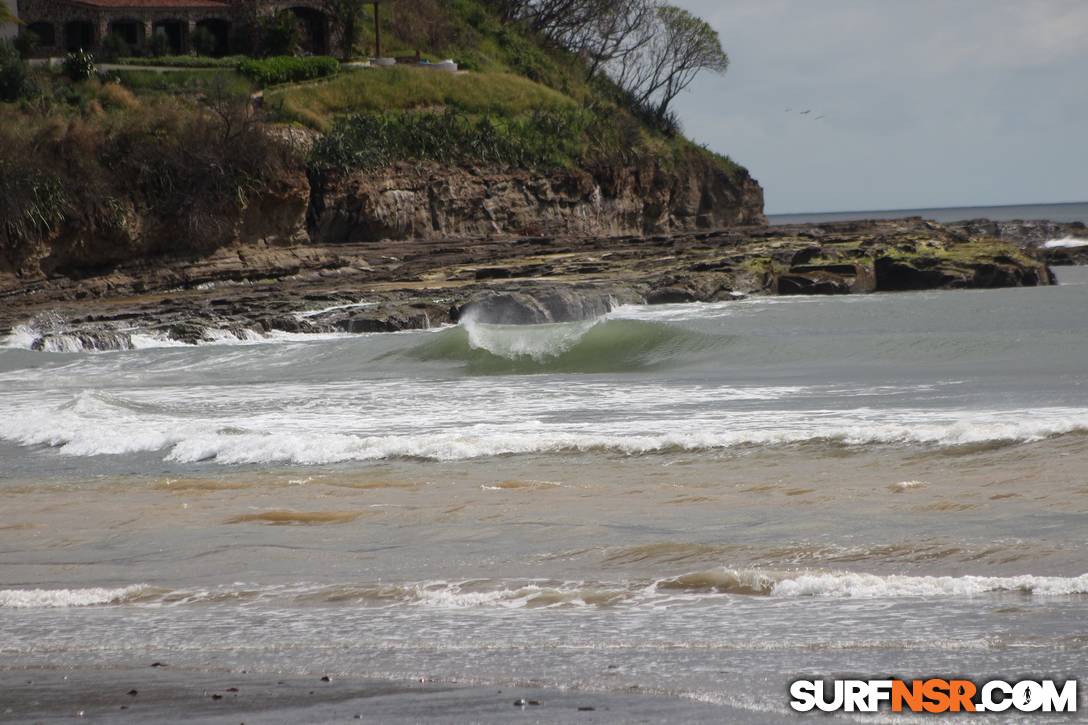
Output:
[491,0,729,128]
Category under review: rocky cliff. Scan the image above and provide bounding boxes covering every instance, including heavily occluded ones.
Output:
[310,157,766,245]
[1,135,765,287]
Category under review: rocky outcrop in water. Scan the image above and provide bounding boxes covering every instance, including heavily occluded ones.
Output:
[0,218,1054,351]
[946,219,1088,265]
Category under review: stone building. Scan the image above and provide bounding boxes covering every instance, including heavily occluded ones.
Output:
[2,0,18,40]
[16,0,334,56]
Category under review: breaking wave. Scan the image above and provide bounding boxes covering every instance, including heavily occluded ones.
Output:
[0,585,154,609]
[4,571,1086,610]
[2,388,1088,463]
[403,317,725,373]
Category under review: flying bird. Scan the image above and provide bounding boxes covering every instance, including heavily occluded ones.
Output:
[800,110,811,115]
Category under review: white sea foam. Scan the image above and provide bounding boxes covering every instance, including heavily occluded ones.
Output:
[890,479,928,492]
[0,325,42,350]
[462,315,600,361]
[768,572,1088,598]
[2,395,1087,464]
[1,324,353,353]
[1043,236,1088,249]
[3,571,1084,611]
[0,585,151,608]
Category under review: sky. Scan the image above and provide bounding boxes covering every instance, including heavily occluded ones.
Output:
[672,0,1088,214]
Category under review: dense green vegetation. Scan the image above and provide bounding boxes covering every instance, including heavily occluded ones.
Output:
[310,108,590,170]
[0,0,747,259]
[105,68,252,95]
[237,56,341,87]
[114,55,247,69]
[0,79,292,262]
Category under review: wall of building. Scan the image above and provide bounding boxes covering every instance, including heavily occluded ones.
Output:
[1,0,18,40]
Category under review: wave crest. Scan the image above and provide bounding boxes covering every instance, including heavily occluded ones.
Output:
[404,317,723,373]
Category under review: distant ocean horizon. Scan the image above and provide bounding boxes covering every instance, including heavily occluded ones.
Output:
[768,200,1088,225]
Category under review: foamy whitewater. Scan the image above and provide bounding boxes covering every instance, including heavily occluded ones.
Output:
[2,268,1088,721]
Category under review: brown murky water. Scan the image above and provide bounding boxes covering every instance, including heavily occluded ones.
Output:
[2,269,1088,720]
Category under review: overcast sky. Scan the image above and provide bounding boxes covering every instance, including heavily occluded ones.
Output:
[673,0,1088,214]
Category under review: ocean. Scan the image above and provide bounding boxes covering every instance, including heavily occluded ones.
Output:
[1,266,1087,719]
[769,200,1088,225]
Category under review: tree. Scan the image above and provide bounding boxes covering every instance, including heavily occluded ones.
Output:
[324,0,365,60]
[613,5,728,123]
[257,10,300,57]
[191,25,217,56]
[574,0,657,81]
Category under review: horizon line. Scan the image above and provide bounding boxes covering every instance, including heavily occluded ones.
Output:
[768,199,1088,218]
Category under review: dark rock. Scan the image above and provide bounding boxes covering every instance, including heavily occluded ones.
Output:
[776,272,850,295]
[1,218,1054,344]
[645,286,697,304]
[874,257,958,291]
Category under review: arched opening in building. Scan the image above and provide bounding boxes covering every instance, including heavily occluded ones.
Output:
[151,19,187,55]
[26,22,56,48]
[288,6,328,55]
[64,20,95,52]
[194,18,231,56]
[108,18,144,50]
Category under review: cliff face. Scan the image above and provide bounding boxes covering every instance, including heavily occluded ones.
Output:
[1,146,765,286]
[310,157,766,245]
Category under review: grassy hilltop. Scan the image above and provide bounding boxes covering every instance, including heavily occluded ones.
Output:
[1,0,756,268]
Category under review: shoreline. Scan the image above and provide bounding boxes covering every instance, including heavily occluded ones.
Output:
[0,667,749,724]
[1,217,1075,353]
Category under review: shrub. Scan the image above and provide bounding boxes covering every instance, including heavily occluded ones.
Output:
[191,26,217,57]
[237,56,339,87]
[0,94,294,260]
[310,107,590,171]
[14,31,39,60]
[145,32,169,58]
[99,33,130,62]
[0,41,35,102]
[256,11,300,57]
[98,81,140,110]
[64,50,97,81]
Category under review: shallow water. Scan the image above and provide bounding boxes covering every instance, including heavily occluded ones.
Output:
[2,269,1087,720]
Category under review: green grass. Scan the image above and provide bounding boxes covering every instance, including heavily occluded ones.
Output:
[267,67,578,131]
[106,68,253,95]
[114,55,247,68]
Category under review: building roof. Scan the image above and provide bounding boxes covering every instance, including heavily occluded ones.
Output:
[68,0,230,8]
